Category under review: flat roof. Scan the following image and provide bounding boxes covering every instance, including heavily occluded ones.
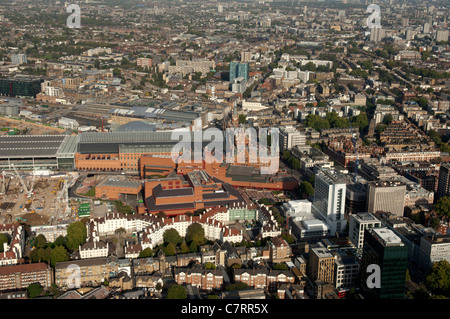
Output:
[0,135,68,158]
[372,227,404,247]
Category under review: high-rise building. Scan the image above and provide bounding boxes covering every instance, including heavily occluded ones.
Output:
[437,163,450,200]
[436,30,449,42]
[313,169,347,235]
[370,27,384,43]
[367,180,406,217]
[229,62,249,82]
[241,51,252,62]
[360,227,408,299]
[348,212,382,251]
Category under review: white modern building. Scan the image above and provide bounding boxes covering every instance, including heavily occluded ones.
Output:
[313,168,347,236]
[348,212,382,250]
[279,126,306,152]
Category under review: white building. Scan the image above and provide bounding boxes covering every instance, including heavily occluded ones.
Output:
[11,54,27,65]
[313,168,347,236]
[348,212,382,250]
[419,235,450,271]
[279,126,306,152]
[58,117,79,130]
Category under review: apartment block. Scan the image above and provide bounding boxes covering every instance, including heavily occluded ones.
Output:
[0,263,52,291]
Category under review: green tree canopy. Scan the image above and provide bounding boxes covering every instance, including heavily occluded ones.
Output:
[426,260,450,297]
[139,247,153,258]
[27,283,43,299]
[305,114,330,131]
[164,243,176,256]
[167,284,187,299]
[300,181,314,198]
[54,235,67,247]
[163,228,183,246]
[434,197,450,218]
[50,245,69,267]
[66,221,87,251]
[186,223,205,246]
[180,241,190,254]
[35,234,47,249]
[0,233,8,252]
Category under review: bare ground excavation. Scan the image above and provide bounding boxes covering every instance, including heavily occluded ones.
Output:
[0,177,66,226]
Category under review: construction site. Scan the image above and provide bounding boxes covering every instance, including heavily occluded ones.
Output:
[0,169,79,226]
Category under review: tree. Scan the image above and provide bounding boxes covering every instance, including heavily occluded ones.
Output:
[273,263,289,270]
[164,243,176,256]
[50,245,69,267]
[0,234,8,252]
[434,197,450,218]
[27,283,43,299]
[35,234,47,249]
[186,223,205,246]
[54,235,67,247]
[66,221,87,251]
[305,114,330,131]
[180,241,190,254]
[189,241,198,253]
[167,284,187,299]
[382,114,393,125]
[238,114,246,124]
[300,181,314,198]
[205,262,216,269]
[426,260,450,297]
[139,247,153,258]
[163,228,182,246]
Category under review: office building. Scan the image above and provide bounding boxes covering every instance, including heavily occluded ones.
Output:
[229,62,249,82]
[0,77,44,98]
[334,250,359,291]
[231,76,247,94]
[367,180,406,217]
[348,212,382,251]
[279,126,306,152]
[419,235,450,272]
[313,169,347,235]
[360,227,408,299]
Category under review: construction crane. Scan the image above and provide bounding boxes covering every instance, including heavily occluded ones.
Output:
[11,164,36,198]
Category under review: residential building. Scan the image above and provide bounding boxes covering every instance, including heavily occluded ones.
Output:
[307,244,335,284]
[0,263,52,291]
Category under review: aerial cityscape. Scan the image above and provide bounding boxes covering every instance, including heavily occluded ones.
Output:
[0,0,449,304]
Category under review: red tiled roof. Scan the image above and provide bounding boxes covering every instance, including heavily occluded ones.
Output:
[0,262,49,276]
